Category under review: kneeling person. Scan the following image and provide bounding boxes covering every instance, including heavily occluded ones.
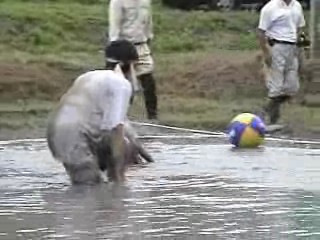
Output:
[46,40,153,185]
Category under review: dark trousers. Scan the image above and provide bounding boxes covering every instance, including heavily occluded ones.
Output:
[138,73,158,119]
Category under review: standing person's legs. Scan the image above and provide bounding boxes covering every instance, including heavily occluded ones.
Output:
[283,46,300,98]
[262,44,291,124]
[135,43,158,120]
[63,161,102,185]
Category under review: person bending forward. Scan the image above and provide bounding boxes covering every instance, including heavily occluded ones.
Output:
[46,40,153,185]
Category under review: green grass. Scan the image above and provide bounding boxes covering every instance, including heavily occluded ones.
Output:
[1,95,318,138]
[0,1,106,64]
[0,0,259,64]
[130,95,266,130]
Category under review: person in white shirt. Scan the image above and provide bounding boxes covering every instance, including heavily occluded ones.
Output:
[108,0,158,120]
[46,40,154,185]
[257,0,305,124]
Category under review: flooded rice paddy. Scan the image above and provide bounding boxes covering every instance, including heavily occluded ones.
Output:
[0,127,320,239]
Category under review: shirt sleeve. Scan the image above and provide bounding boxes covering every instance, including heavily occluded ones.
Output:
[109,0,122,42]
[258,6,271,31]
[100,79,132,131]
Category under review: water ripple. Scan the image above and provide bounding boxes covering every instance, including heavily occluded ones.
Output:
[0,140,319,239]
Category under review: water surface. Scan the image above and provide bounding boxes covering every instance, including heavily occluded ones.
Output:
[0,134,319,239]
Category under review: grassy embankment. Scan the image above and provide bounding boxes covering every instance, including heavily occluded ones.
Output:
[0,0,318,138]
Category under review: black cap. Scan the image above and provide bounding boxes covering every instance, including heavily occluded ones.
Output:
[105,40,139,63]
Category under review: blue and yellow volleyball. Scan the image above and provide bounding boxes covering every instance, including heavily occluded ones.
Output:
[227,113,266,148]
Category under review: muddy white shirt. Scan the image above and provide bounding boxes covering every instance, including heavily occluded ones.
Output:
[258,0,305,43]
[57,70,132,135]
[108,0,153,43]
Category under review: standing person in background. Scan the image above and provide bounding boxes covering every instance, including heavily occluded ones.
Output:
[257,0,306,125]
[108,0,158,120]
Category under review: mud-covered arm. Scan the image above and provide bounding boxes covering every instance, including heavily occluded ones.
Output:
[257,6,272,66]
[110,124,125,171]
[124,122,154,163]
[257,29,270,55]
[100,83,131,180]
[257,6,271,56]
[297,4,306,40]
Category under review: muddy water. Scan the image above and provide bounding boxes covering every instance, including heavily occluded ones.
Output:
[0,134,320,240]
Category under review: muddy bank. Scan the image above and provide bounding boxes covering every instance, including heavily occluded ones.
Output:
[0,52,318,142]
[0,127,47,141]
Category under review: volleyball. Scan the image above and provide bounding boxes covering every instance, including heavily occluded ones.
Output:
[227,113,266,148]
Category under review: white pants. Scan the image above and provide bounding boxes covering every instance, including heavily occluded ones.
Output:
[134,43,154,76]
[47,120,103,184]
[264,44,300,98]
[47,111,140,184]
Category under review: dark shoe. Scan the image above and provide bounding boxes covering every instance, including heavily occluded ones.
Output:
[145,118,160,124]
[269,104,280,124]
[265,124,284,133]
[147,112,158,120]
[263,97,282,125]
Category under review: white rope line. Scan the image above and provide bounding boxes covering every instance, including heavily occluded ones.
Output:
[131,121,225,136]
[131,121,320,145]
[0,121,319,146]
[139,134,221,139]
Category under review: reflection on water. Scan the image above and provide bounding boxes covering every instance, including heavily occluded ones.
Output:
[0,137,319,239]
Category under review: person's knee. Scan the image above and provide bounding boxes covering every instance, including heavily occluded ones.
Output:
[139,73,157,103]
[285,76,300,95]
[290,84,300,95]
[64,162,102,185]
[139,73,156,88]
[267,88,283,99]
[290,79,300,94]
